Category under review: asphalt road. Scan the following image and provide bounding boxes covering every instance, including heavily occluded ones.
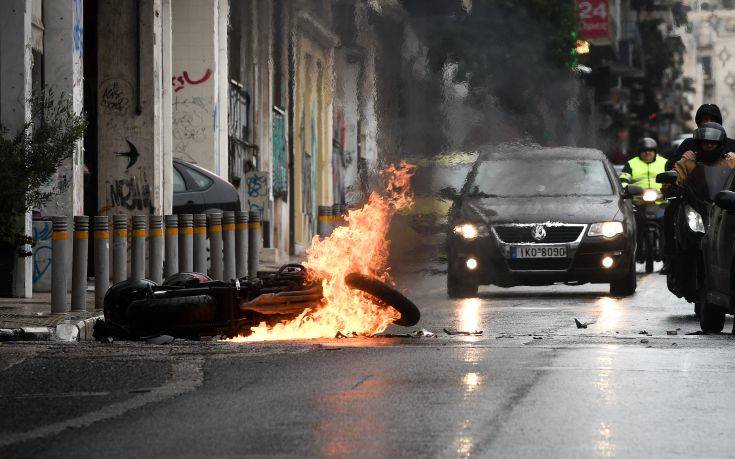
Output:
[3,264,735,458]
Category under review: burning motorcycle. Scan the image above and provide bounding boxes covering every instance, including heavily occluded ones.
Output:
[100,264,420,340]
[657,166,732,308]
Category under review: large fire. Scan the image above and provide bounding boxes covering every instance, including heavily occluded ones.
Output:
[233,161,416,342]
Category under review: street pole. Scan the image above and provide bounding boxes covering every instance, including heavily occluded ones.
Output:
[112,215,128,284]
[208,212,223,280]
[51,217,69,313]
[148,215,163,284]
[93,216,110,307]
[164,214,179,279]
[71,216,89,312]
[235,210,248,278]
[179,213,193,273]
[248,211,261,278]
[131,215,147,281]
[223,211,236,281]
[193,213,208,274]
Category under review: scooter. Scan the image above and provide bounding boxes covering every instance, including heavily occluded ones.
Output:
[631,188,665,274]
[657,167,732,309]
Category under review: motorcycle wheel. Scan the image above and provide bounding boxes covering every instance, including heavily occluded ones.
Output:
[645,231,655,274]
[344,273,420,326]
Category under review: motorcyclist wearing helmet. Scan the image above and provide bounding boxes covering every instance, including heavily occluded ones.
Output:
[668,104,735,168]
[669,122,735,187]
[620,137,668,191]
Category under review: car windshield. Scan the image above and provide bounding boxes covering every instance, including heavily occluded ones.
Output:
[472,158,614,197]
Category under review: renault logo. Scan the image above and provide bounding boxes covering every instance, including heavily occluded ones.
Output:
[532,225,547,241]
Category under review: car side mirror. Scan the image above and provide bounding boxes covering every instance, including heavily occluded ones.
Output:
[438,186,460,201]
[656,171,678,184]
[623,185,644,199]
[715,190,735,211]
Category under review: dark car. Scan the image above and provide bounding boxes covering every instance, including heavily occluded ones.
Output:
[444,147,638,298]
[692,167,735,332]
[173,159,240,214]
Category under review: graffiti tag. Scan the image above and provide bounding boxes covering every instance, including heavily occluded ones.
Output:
[115,139,140,170]
[100,79,132,114]
[172,68,213,93]
[105,173,153,213]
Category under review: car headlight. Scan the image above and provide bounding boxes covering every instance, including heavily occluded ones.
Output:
[684,205,705,233]
[642,189,660,202]
[453,223,480,240]
[588,221,624,238]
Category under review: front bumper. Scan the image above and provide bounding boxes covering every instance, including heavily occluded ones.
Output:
[448,225,634,287]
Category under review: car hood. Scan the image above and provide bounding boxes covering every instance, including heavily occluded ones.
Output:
[458,196,620,225]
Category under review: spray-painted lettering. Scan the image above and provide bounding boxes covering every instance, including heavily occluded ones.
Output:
[105,173,153,213]
[100,79,132,114]
[172,69,213,92]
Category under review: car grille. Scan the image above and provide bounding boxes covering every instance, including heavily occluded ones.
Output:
[507,259,571,271]
[493,224,585,243]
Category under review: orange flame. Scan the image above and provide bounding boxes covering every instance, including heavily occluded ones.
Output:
[233,161,416,342]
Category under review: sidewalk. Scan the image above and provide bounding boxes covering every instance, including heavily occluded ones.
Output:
[0,290,102,342]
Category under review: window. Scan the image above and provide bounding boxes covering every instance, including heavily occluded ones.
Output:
[474,159,614,197]
[173,167,186,192]
[187,166,214,190]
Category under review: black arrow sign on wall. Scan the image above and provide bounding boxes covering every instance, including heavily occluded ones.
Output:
[115,139,140,170]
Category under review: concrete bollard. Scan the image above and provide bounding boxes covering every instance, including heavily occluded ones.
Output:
[112,215,128,284]
[235,211,249,278]
[71,216,89,312]
[193,214,208,274]
[208,212,223,280]
[223,211,236,281]
[131,215,147,281]
[317,205,333,238]
[51,217,69,313]
[93,216,110,307]
[248,211,261,278]
[179,214,194,273]
[148,215,164,284]
[164,215,179,278]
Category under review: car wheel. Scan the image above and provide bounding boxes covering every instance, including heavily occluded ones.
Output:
[699,299,726,333]
[447,271,478,299]
[610,259,637,297]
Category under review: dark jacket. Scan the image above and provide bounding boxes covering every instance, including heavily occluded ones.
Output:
[666,104,730,169]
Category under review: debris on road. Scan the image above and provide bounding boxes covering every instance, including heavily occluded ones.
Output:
[145,335,175,345]
[667,330,678,336]
[444,328,483,336]
[638,330,650,335]
[411,329,436,338]
[640,338,650,344]
[574,318,596,329]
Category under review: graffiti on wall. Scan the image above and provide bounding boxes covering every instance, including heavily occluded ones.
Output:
[100,79,132,114]
[115,139,139,170]
[173,96,211,160]
[244,171,269,217]
[101,171,153,214]
[32,221,53,291]
[72,0,83,53]
[172,69,213,93]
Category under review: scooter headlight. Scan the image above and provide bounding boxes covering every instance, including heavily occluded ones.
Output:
[588,222,624,238]
[684,205,705,233]
[642,189,660,202]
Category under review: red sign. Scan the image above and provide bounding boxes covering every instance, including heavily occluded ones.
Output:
[577,0,610,39]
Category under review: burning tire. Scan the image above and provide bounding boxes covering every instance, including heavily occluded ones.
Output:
[344,273,420,326]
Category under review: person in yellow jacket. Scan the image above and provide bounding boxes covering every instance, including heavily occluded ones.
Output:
[619,137,668,191]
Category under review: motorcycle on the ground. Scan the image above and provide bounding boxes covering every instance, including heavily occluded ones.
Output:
[98,264,420,340]
[657,167,732,312]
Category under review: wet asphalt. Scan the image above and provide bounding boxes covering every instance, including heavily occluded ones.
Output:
[3,264,735,458]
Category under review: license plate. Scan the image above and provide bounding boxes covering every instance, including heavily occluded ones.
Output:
[511,246,567,259]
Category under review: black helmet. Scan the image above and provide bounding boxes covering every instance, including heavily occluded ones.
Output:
[693,122,726,142]
[693,122,726,164]
[637,137,657,153]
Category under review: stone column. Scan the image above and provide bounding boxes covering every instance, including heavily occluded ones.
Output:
[96,0,166,219]
[41,0,85,217]
[0,0,33,297]
[170,0,228,177]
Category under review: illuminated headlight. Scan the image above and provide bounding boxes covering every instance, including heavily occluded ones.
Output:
[685,205,705,233]
[588,222,624,238]
[642,189,659,202]
[454,223,480,240]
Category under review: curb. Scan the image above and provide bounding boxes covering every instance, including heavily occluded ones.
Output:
[0,315,103,342]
